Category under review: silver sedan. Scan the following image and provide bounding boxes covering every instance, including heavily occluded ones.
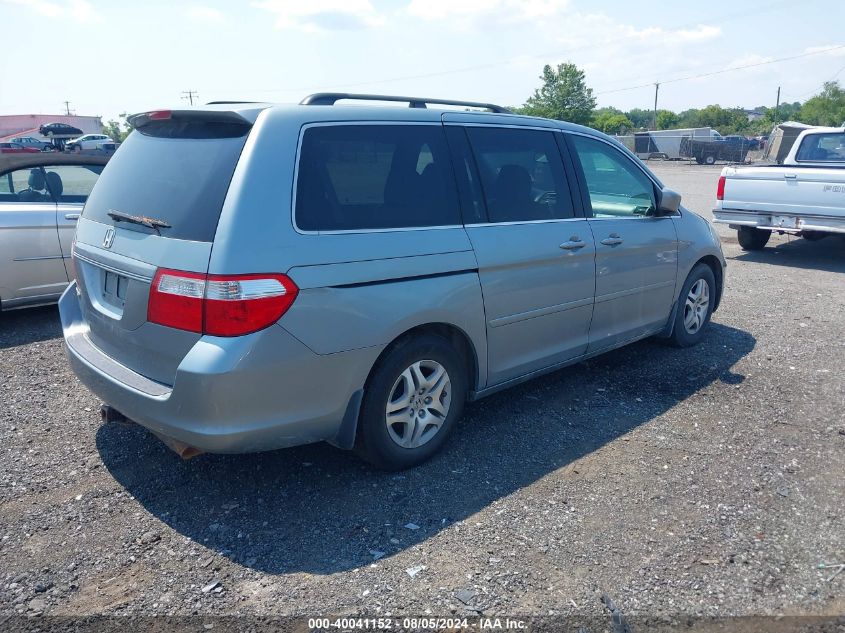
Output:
[0,153,109,310]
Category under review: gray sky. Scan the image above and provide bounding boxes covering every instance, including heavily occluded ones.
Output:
[2,0,843,121]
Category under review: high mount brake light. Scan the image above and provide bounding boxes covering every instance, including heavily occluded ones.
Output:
[148,269,298,336]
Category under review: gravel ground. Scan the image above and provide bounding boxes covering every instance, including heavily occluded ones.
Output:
[0,161,843,626]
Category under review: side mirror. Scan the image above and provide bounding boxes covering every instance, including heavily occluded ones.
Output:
[656,187,681,215]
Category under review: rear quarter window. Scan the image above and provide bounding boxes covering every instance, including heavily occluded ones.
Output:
[295,124,461,232]
[796,132,845,163]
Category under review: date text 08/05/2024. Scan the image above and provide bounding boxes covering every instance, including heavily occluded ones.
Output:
[307,617,527,630]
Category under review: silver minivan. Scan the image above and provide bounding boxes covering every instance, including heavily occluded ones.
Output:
[60,94,726,470]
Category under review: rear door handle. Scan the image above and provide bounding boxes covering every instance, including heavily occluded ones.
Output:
[559,236,586,250]
[600,233,623,246]
[784,174,798,179]
[64,213,80,220]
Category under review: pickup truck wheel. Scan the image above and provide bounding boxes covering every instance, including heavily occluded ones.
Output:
[737,226,770,250]
[703,154,716,165]
[355,334,467,471]
[801,231,826,242]
[669,264,716,348]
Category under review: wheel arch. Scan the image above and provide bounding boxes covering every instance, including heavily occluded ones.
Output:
[332,322,479,453]
[367,322,481,394]
[695,255,724,312]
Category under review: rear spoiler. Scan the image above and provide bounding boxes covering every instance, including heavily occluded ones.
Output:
[127,109,252,130]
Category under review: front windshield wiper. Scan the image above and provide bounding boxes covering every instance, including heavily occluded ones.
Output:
[107,210,171,235]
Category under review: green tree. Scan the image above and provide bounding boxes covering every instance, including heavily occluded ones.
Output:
[799,81,845,126]
[677,104,750,135]
[625,108,653,129]
[677,108,701,128]
[520,63,596,125]
[102,113,132,142]
[655,109,680,130]
[591,108,634,134]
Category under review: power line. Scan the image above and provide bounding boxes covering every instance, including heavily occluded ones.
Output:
[593,44,845,97]
[784,61,845,100]
[204,0,798,96]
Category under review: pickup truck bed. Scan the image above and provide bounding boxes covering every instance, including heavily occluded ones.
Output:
[714,164,845,249]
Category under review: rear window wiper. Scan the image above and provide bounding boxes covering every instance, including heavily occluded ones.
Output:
[107,210,172,235]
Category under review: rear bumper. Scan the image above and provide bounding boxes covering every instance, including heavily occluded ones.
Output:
[59,282,378,453]
[713,208,845,235]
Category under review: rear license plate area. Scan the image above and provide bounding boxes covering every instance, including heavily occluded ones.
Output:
[102,271,128,309]
[771,215,799,230]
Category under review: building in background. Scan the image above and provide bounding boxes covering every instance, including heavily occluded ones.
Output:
[0,114,102,141]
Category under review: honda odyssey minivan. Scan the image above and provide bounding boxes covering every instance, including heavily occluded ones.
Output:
[60,93,726,470]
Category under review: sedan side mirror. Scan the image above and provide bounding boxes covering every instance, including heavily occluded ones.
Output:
[656,187,682,215]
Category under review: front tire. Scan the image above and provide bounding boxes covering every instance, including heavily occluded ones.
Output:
[669,264,716,348]
[737,226,770,250]
[703,154,716,165]
[355,334,467,470]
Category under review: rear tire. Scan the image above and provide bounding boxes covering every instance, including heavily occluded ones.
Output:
[704,154,716,165]
[669,263,716,348]
[355,334,467,471]
[737,226,770,250]
[801,231,827,242]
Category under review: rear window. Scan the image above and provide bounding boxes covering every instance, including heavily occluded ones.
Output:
[81,120,250,242]
[295,124,461,231]
[795,132,845,163]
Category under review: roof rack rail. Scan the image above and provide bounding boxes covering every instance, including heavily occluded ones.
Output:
[299,93,511,114]
[205,101,261,105]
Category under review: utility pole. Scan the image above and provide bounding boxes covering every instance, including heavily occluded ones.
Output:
[652,82,660,130]
[774,86,781,126]
[181,90,199,106]
[63,101,72,115]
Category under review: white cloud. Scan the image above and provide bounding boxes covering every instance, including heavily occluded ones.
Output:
[675,25,722,43]
[3,0,101,22]
[252,0,384,31]
[185,5,224,23]
[406,0,570,23]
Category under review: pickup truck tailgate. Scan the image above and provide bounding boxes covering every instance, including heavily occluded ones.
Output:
[720,166,845,218]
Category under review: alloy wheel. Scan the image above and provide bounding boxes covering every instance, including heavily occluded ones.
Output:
[385,360,452,448]
[683,278,710,334]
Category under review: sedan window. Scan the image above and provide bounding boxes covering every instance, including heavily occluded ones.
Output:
[43,164,103,203]
[0,167,52,203]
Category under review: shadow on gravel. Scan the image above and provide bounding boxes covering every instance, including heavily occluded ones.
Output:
[0,305,61,350]
[97,322,754,575]
[733,235,845,273]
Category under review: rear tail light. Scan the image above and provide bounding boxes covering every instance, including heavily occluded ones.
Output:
[148,269,298,336]
[716,175,726,201]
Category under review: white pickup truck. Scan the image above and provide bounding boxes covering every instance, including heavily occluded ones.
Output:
[713,126,845,250]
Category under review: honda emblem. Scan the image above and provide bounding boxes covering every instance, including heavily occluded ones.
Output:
[103,227,115,249]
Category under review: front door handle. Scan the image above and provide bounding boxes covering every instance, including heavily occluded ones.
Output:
[600,233,623,246]
[559,236,586,250]
[64,213,80,220]
[784,173,798,180]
